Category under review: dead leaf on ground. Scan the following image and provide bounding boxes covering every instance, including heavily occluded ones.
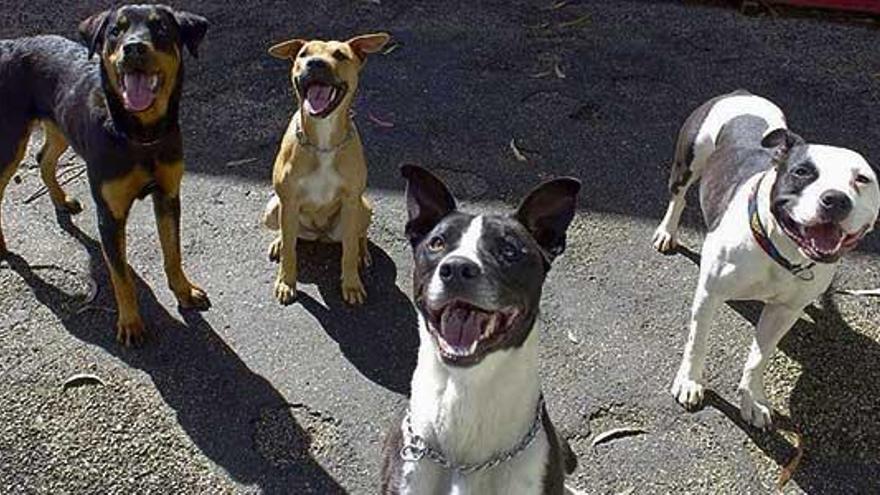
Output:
[776,430,803,492]
[63,373,105,390]
[531,70,552,79]
[226,157,257,168]
[836,288,880,297]
[591,426,648,447]
[368,112,395,128]
[558,15,591,29]
[510,138,529,162]
[554,63,566,79]
[382,42,401,56]
[544,0,571,10]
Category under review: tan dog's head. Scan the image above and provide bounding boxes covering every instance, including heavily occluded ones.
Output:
[268,33,390,119]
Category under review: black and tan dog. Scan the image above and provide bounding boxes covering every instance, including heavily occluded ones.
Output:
[0,5,209,345]
[262,32,390,306]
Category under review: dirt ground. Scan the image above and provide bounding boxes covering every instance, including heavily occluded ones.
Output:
[1,1,879,493]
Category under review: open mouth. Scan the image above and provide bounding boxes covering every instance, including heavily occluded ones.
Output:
[776,209,867,262]
[299,80,347,118]
[424,300,520,365]
[119,71,160,113]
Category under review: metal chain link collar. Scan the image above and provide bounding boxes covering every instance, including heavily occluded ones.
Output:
[294,115,356,154]
[399,395,545,475]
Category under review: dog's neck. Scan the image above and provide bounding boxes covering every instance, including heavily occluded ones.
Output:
[298,105,352,151]
[408,315,542,466]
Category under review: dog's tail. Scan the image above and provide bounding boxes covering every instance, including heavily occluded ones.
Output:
[262,194,281,231]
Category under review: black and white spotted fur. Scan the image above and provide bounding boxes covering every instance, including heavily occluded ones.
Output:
[655,90,880,428]
[382,165,580,494]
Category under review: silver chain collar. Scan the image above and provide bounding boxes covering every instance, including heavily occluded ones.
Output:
[294,116,356,154]
[399,395,545,475]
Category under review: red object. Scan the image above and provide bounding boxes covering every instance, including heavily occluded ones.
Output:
[770,0,880,14]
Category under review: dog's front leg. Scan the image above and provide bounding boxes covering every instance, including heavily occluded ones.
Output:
[96,201,143,346]
[152,190,211,311]
[671,284,721,409]
[339,194,367,305]
[274,192,300,305]
[738,303,801,429]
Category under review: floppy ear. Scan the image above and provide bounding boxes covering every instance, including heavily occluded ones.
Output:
[174,11,209,58]
[514,178,581,261]
[401,165,457,245]
[347,32,391,61]
[78,10,111,59]
[268,39,307,60]
[761,128,805,165]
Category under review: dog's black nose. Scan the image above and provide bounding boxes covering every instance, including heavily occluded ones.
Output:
[123,42,149,57]
[306,58,328,70]
[439,257,481,283]
[820,190,852,221]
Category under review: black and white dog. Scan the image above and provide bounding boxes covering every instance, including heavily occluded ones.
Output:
[654,90,880,428]
[382,165,580,494]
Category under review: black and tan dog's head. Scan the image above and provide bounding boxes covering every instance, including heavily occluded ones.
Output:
[402,165,580,367]
[79,4,208,125]
[268,33,390,119]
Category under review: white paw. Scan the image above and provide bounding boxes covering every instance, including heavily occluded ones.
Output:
[652,225,678,253]
[671,374,704,409]
[739,386,773,429]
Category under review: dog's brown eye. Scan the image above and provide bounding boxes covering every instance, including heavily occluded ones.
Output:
[298,50,309,58]
[428,236,445,252]
[856,174,872,185]
[332,49,348,61]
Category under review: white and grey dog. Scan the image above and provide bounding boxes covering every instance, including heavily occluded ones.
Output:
[653,90,880,428]
[382,165,580,494]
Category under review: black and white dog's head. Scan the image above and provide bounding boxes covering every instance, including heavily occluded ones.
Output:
[763,129,880,263]
[402,165,580,367]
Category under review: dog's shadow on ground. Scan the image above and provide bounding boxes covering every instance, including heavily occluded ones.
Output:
[293,240,418,396]
[677,246,880,492]
[4,212,346,494]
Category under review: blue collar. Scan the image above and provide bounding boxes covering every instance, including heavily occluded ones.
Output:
[748,173,815,281]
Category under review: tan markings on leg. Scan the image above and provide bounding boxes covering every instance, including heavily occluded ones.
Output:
[38,121,82,214]
[0,131,31,254]
[359,194,373,267]
[100,168,151,220]
[339,195,368,305]
[155,160,183,197]
[102,222,144,346]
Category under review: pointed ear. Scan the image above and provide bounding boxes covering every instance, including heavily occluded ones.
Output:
[78,10,111,59]
[268,38,307,60]
[514,178,581,261]
[401,165,457,245]
[174,11,209,58]
[347,32,391,60]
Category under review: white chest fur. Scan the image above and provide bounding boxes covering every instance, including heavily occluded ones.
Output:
[294,111,343,207]
[399,318,549,494]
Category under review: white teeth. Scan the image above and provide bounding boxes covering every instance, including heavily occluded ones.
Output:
[149,75,159,91]
[480,314,498,341]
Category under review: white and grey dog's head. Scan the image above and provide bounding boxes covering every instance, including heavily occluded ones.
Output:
[401,165,580,367]
[762,129,880,263]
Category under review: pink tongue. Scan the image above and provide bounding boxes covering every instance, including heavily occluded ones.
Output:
[123,73,155,112]
[806,223,842,253]
[440,307,487,349]
[305,84,334,115]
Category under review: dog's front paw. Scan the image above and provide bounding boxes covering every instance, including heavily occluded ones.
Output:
[671,374,704,410]
[274,279,297,305]
[116,315,146,347]
[59,198,83,215]
[652,226,678,253]
[176,283,211,311]
[739,387,774,430]
[268,238,281,263]
[341,277,366,305]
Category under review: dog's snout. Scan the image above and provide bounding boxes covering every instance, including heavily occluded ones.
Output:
[306,58,329,70]
[123,41,149,57]
[820,190,852,221]
[439,257,481,283]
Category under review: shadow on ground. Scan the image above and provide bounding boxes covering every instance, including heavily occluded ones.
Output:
[676,247,880,493]
[3,211,346,494]
[291,240,418,395]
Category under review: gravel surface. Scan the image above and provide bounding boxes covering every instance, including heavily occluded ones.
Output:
[1,1,879,493]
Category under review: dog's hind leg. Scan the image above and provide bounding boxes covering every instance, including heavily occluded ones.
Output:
[652,142,710,253]
[0,123,31,256]
[38,121,82,214]
[738,303,800,429]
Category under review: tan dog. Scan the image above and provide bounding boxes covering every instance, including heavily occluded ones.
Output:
[262,33,390,305]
